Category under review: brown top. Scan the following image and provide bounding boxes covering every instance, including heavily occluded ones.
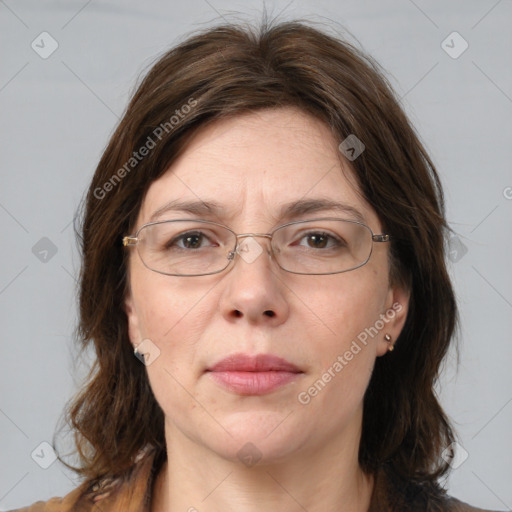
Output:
[10,448,501,512]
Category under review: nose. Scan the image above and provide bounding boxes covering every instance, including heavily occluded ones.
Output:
[219,234,290,325]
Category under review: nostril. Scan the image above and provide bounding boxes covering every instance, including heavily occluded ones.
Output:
[264,310,275,317]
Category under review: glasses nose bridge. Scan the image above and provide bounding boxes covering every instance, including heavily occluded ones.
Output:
[234,232,273,252]
[236,232,273,241]
[228,232,275,262]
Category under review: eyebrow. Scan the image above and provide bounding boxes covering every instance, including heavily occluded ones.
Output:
[149,198,366,224]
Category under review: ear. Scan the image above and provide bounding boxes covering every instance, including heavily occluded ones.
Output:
[124,293,142,349]
[376,284,410,357]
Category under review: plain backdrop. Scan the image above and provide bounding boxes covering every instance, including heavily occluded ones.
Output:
[1,0,511,510]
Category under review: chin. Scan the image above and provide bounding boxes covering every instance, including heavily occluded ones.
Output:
[197,409,308,465]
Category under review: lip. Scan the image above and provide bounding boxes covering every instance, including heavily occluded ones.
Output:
[206,353,303,395]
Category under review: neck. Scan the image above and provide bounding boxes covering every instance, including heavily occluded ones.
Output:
[152,417,374,512]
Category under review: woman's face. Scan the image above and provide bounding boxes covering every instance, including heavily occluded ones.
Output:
[125,107,408,465]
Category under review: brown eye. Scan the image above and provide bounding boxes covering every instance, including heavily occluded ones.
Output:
[180,233,204,249]
[297,232,343,250]
[307,233,329,249]
[165,231,213,250]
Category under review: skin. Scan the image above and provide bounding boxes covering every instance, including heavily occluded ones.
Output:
[125,106,409,512]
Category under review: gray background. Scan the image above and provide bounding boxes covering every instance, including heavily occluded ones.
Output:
[1,0,511,510]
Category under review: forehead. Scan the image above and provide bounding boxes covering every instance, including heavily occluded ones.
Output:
[138,107,379,229]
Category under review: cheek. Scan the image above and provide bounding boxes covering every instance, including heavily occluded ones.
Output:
[303,270,388,353]
[130,263,213,342]
[139,297,205,423]
[129,271,212,402]
[293,270,388,410]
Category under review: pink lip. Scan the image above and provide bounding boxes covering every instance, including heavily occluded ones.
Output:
[206,353,303,395]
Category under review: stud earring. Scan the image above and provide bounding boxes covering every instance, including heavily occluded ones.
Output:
[384,334,394,352]
[133,344,145,363]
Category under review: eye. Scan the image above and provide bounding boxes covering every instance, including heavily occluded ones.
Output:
[296,231,344,250]
[165,231,217,250]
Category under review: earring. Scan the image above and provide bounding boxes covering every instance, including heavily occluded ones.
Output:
[384,334,394,352]
[133,345,145,363]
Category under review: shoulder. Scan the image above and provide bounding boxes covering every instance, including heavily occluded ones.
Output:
[6,482,114,512]
[371,463,504,512]
[6,487,84,512]
[8,447,160,512]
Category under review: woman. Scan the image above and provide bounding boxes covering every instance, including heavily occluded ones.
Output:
[13,18,501,512]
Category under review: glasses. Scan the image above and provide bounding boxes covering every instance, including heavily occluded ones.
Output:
[122,218,390,277]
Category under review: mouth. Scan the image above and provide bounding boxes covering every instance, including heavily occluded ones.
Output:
[205,353,304,395]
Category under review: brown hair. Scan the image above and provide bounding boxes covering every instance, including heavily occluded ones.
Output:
[65,16,457,487]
